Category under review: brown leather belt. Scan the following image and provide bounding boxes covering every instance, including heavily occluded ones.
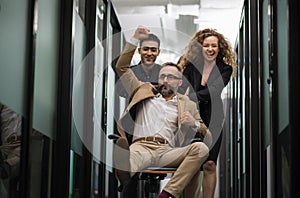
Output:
[133,136,168,144]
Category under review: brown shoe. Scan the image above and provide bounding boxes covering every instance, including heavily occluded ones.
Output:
[113,137,131,186]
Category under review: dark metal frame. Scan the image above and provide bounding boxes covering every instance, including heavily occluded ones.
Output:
[51,0,74,197]
[289,0,300,196]
[98,0,109,197]
[20,0,36,197]
[78,0,97,197]
[267,0,279,197]
[243,2,251,197]
[249,0,262,197]
[108,4,122,198]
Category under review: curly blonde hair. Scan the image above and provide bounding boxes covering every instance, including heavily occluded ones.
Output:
[178,28,237,77]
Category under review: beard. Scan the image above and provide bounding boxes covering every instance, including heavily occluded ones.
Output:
[158,83,176,97]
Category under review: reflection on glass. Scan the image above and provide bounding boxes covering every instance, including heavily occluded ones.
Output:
[0,103,22,197]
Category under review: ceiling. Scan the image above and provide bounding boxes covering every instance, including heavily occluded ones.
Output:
[111,0,244,63]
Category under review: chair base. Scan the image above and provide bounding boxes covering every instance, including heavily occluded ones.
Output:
[138,167,177,198]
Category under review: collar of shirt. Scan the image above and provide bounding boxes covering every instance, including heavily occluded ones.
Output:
[156,93,178,102]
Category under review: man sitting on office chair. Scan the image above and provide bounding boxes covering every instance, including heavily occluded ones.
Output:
[113,25,211,198]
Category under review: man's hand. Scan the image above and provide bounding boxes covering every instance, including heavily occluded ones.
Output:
[181,111,196,126]
[133,25,150,40]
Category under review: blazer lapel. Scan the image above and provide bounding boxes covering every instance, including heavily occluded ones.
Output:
[177,94,182,128]
[177,94,186,145]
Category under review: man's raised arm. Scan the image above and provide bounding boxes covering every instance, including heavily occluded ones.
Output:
[115,26,151,97]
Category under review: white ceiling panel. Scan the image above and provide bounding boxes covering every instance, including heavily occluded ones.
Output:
[112,0,244,61]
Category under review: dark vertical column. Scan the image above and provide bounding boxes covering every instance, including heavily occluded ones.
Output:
[79,0,96,197]
[268,0,279,197]
[243,2,251,197]
[249,0,262,198]
[109,6,121,198]
[98,1,109,197]
[258,1,268,197]
[20,0,35,197]
[52,0,73,197]
[288,1,300,197]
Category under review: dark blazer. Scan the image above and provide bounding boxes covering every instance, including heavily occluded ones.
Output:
[180,60,232,129]
[116,63,161,98]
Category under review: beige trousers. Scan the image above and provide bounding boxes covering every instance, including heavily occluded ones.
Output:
[129,141,209,198]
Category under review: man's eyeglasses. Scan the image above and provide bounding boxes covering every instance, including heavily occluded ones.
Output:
[159,74,182,80]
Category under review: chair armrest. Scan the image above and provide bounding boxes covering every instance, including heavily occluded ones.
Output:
[108,134,121,141]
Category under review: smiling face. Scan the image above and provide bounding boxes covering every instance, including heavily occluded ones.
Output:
[202,35,220,63]
[138,40,160,66]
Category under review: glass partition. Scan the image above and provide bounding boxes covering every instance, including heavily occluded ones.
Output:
[71,9,87,156]
[262,1,272,197]
[277,0,289,133]
[0,1,29,197]
[105,24,114,172]
[276,0,290,197]
[93,0,106,164]
[0,0,29,115]
[33,0,60,139]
